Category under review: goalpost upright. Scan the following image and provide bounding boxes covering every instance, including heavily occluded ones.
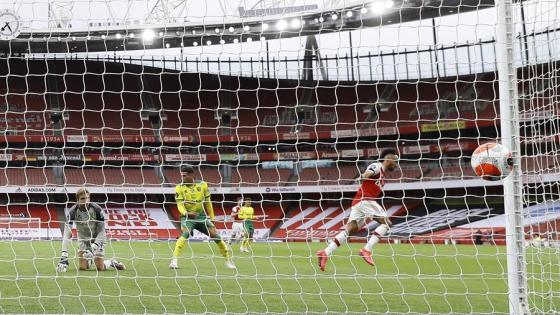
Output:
[495,0,529,313]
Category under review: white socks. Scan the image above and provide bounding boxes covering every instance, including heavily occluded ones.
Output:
[364,224,389,251]
[325,231,348,255]
[324,224,390,255]
[103,259,114,270]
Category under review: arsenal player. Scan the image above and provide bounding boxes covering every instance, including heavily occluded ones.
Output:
[316,149,399,271]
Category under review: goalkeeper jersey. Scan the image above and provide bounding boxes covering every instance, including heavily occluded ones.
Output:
[175,181,214,219]
[61,202,106,252]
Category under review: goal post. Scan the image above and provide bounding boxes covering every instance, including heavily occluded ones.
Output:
[495,0,530,314]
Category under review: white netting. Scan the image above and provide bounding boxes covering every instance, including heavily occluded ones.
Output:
[0,0,558,314]
[517,1,560,313]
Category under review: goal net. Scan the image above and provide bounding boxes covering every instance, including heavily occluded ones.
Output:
[517,1,560,313]
[0,0,558,314]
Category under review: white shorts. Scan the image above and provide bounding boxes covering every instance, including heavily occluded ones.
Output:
[348,200,387,228]
[231,222,244,238]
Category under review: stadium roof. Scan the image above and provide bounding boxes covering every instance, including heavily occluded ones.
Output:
[1,0,494,54]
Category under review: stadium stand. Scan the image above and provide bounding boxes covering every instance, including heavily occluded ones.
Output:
[0,168,57,186]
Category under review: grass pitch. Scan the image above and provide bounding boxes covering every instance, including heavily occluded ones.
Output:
[0,241,558,314]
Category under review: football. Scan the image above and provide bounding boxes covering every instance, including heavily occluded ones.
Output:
[471,143,514,181]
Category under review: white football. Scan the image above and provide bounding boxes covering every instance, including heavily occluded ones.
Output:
[471,143,513,181]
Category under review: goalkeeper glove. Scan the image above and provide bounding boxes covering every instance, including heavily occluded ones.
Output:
[91,242,99,254]
[82,243,99,268]
[82,250,94,269]
[56,251,69,272]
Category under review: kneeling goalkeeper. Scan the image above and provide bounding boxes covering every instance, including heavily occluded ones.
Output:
[56,188,126,272]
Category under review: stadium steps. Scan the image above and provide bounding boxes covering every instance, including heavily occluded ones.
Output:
[54,204,67,235]
[163,202,181,231]
[287,173,298,185]
[268,201,299,238]
[161,171,173,187]
[154,167,166,186]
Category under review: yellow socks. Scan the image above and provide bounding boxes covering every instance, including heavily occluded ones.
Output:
[173,236,188,258]
[216,240,230,258]
[175,236,230,259]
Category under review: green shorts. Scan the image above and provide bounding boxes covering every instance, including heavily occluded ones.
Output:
[181,213,215,236]
[243,220,254,236]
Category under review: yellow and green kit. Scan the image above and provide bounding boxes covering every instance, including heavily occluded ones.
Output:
[172,181,229,260]
[175,181,215,235]
[239,205,255,236]
[239,205,256,249]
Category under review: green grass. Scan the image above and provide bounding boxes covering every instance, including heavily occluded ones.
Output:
[0,241,558,314]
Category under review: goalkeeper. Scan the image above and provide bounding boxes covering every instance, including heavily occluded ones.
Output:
[56,188,126,272]
[169,164,236,270]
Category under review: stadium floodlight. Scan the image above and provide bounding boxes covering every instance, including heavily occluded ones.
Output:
[291,19,301,28]
[142,29,155,41]
[276,20,287,31]
[371,0,393,14]
[261,23,269,31]
[228,27,235,33]
[370,1,384,14]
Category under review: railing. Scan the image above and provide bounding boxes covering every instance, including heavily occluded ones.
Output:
[29,27,560,81]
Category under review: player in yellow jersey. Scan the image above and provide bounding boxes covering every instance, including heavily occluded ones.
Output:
[238,197,266,253]
[169,165,236,269]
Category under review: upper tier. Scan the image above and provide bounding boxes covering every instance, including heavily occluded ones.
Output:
[1,59,555,146]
